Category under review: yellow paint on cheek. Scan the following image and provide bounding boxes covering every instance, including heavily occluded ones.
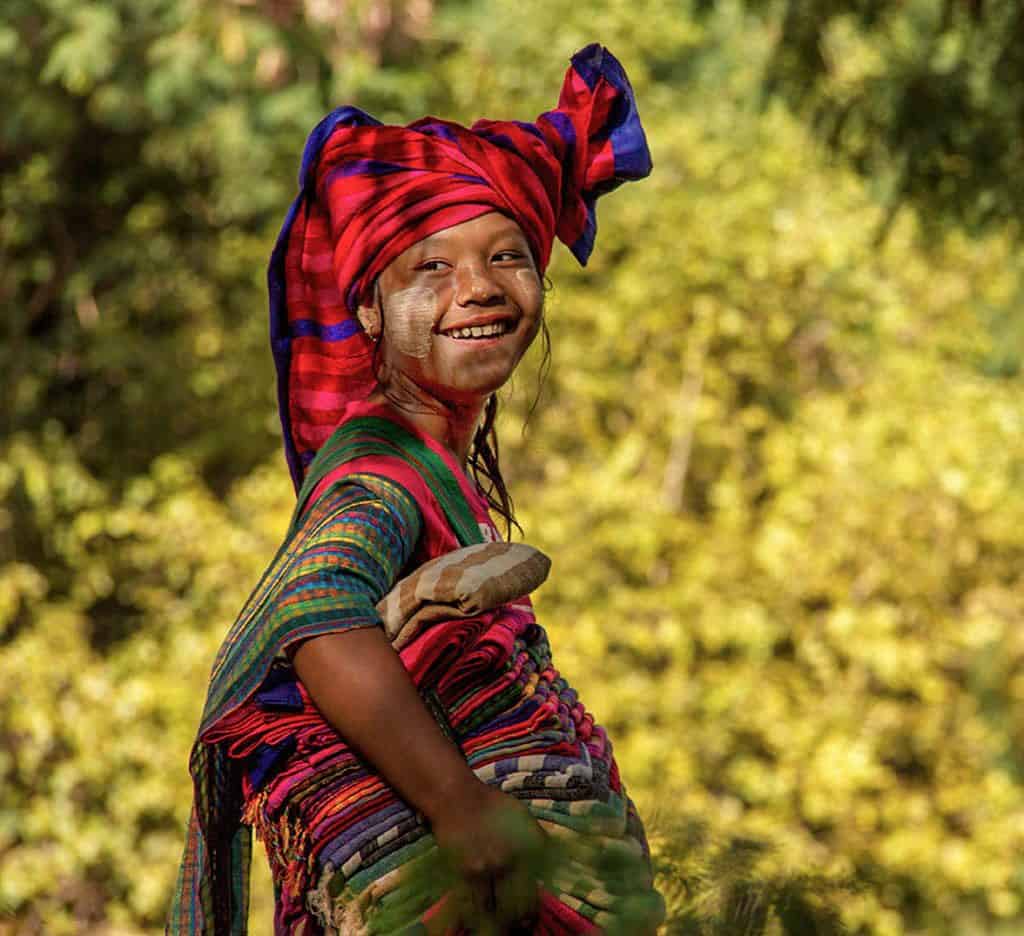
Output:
[385,286,437,358]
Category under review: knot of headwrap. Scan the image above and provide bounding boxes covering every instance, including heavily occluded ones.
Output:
[270,43,652,490]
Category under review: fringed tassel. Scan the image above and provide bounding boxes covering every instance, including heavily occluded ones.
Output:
[281,812,312,899]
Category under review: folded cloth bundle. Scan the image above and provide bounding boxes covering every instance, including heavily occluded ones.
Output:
[376,542,551,650]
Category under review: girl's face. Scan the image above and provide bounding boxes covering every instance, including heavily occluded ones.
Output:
[365,212,544,404]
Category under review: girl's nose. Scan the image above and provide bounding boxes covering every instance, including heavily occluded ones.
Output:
[454,265,504,306]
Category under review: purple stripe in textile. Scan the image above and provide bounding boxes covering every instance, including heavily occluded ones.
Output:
[330,159,417,179]
[416,121,460,143]
[477,129,533,161]
[536,753,592,773]
[320,801,415,867]
[543,110,577,164]
[492,758,522,779]
[608,97,653,178]
[491,753,585,779]
[290,318,362,341]
[318,797,409,844]
[612,134,652,176]
[510,120,546,141]
[570,43,604,91]
[571,193,598,263]
[463,696,543,739]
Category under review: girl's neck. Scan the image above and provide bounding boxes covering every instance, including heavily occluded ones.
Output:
[369,375,483,466]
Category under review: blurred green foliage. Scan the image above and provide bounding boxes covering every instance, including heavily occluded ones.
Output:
[2,1,1023,933]
[739,0,1024,239]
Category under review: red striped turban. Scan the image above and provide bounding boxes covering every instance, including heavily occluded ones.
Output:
[270,44,653,489]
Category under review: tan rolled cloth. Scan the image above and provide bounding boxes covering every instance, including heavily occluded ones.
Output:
[376,542,551,649]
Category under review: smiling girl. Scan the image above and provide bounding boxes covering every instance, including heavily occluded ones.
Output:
[170,44,661,936]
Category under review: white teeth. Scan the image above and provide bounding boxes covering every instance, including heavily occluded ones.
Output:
[445,321,510,339]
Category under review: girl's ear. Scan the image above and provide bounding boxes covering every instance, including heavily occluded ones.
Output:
[356,303,380,341]
[356,284,382,341]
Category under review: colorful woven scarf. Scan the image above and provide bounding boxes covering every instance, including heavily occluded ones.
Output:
[169,411,485,934]
[269,43,652,490]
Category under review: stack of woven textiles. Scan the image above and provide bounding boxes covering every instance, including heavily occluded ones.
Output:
[205,602,650,933]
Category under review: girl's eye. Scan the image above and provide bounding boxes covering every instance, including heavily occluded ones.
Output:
[493,250,524,263]
[417,260,450,272]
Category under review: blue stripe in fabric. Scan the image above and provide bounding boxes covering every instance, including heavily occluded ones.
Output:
[609,100,653,178]
[248,737,296,790]
[254,682,302,711]
[254,667,303,712]
[612,136,653,176]
[290,318,362,341]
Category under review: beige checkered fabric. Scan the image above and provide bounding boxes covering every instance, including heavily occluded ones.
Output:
[376,542,551,649]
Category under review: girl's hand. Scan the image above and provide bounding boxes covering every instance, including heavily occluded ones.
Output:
[429,781,544,934]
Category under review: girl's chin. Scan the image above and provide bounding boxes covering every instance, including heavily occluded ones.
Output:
[420,373,512,404]
[421,361,518,397]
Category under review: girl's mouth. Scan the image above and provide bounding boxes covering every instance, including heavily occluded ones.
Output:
[439,319,515,341]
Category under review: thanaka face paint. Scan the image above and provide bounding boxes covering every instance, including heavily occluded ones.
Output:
[383,285,438,359]
[369,213,545,408]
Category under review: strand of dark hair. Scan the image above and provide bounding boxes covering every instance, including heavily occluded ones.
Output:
[467,313,551,540]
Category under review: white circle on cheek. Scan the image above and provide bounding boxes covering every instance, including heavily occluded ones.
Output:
[385,285,438,359]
